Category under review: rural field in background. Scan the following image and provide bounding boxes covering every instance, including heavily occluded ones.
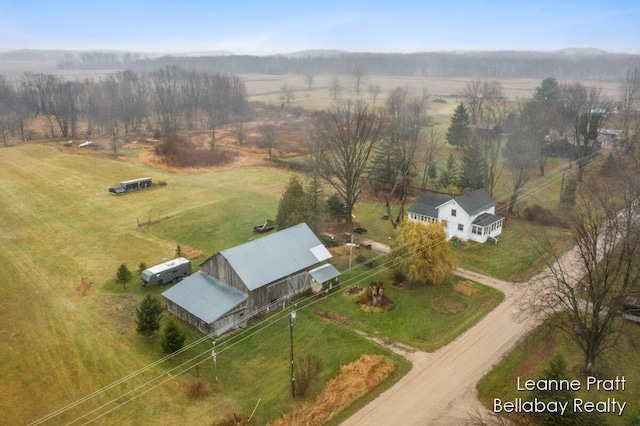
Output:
[0,70,610,424]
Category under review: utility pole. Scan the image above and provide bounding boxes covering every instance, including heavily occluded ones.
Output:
[289,301,296,398]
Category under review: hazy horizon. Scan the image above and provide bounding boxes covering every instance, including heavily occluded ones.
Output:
[2,0,639,55]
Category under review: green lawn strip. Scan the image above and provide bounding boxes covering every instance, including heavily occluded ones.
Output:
[478,321,640,425]
[453,220,573,282]
[316,268,504,352]
[117,303,410,425]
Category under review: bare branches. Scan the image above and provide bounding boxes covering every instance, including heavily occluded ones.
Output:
[522,159,640,373]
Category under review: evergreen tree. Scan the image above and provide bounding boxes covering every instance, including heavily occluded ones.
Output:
[326,193,347,223]
[275,176,306,230]
[116,263,132,289]
[304,172,325,232]
[528,355,590,426]
[161,320,186,354]
[446,103,471,149]
[137,262,147,276]
[135,295,163,337]
[533,77,560,102]
[437,154,459,190]
[458,139,486,191]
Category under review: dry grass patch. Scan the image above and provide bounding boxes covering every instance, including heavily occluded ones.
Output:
[268,355,395,426]
[185,380,210,400]
[429,295,468,315]
[454,280,480,297]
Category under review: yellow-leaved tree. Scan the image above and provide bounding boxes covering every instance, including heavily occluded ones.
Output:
[390,220,456,285]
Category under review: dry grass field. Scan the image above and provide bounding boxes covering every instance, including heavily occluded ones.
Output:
[0,65,622,425]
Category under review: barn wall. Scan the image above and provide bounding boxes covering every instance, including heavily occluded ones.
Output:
[167,299,249,337]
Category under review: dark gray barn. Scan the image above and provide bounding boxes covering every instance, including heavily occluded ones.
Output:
[162,223,339,336]
[200,223,337,313]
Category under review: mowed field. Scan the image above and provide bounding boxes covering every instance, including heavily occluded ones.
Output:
[0,70,619,424]
[0,143,296,424]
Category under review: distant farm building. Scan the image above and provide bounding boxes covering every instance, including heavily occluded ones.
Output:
[162,223,340,336]
[407,189,504,243]
[109,177,152,195]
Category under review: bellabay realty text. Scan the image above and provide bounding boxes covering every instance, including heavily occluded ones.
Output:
[494,376,628,416]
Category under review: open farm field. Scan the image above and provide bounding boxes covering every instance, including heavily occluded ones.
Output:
[243,73,620,111]
[1,142,507,425]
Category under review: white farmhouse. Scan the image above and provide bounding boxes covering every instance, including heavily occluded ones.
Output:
[407,189,504,243]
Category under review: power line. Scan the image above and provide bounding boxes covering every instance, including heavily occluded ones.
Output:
[40,154,592,425]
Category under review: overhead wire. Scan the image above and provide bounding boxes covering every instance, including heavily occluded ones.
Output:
[40,151,597,425]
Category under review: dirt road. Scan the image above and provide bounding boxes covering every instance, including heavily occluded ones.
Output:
[341,242,582,426]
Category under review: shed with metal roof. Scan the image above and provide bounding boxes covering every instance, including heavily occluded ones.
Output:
[200,223,336,313]
[162,271,248,336]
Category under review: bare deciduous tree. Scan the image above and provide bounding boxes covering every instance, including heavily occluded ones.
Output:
[618,67,640,153]
[524,157,640,374]
[420,128,442,190]
[279,84,295,103]
[352,63,365,95]
[309,99,386,226]
[561,82,612,182]
[329,76,342,100]
[504,100,545,212]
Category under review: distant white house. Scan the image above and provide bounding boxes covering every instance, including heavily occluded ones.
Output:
[407,189,504,243]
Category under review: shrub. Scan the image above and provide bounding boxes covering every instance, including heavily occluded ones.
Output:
[154,134,236,168]
[295,353,323,397]
[135,295,163,337]
[161,321,186,354]
[116,264,132,289]
[184,380,210,400]
[522,205,567,228]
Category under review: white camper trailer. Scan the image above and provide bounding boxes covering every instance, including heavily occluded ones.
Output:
[141,257,191,286]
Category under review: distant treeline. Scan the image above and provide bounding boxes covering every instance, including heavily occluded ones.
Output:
[126,51,640,82]
[0,66,247,143]
[57,52,142,70]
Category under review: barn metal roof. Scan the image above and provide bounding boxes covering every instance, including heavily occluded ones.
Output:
[309,264,340,283]
[219,223,332,291]
[161,271,247,324]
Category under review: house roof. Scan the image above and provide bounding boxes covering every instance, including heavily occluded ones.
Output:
[309,263,340,284]
[454,189,497,216]
[162,271,247,324]
[407,192,450,218]
[472,212,504,227]
[218,223,332,291]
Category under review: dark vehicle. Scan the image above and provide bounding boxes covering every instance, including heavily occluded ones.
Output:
[321,232,340,247]
[253,220,275,233]
[353,227,368,234]
[623,297,640,323]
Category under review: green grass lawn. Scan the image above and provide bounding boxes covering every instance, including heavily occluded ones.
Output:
[317,267,504,351]
[0,143,503,425]
[478,321,640,425]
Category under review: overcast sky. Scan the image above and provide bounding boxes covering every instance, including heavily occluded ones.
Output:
[1,0,639,54]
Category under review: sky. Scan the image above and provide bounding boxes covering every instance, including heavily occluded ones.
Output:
[1,0,639,55]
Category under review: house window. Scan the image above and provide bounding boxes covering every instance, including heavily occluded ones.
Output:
[458,224,464,231]
[451,209,457,217]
